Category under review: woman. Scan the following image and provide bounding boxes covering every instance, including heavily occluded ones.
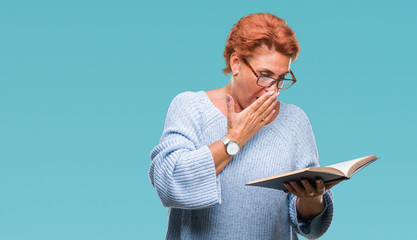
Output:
[149,13,337,239]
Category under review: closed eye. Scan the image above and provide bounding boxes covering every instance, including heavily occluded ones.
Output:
[259,70,289,79]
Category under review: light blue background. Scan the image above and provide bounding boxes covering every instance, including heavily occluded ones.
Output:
[1,0,416,239]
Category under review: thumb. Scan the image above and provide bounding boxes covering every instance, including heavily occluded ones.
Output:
[226,94,236,119]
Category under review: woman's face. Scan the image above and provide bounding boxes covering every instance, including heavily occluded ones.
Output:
[230,46,292,111]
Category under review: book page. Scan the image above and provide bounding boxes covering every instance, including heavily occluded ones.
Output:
[327,158,360,176]
[327,155,378,177]
[350,160,374,176]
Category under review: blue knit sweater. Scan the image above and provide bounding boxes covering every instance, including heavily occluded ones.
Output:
[149,91,334,240]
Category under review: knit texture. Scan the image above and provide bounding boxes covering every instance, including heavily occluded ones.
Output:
[149,91,334,240]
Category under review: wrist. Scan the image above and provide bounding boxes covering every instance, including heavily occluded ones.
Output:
[296,196,325,220]
[298,196,324,205]
[225,131,244,147]
[220,135,240,156]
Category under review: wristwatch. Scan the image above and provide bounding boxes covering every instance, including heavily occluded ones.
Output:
[220,136,240,156]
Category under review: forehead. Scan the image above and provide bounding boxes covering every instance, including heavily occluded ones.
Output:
[247,46,292,73]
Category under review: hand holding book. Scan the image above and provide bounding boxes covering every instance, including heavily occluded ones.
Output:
[247,154,378,192]
[246,155,377,220]
[283,177,341,220]
[284,178,341,198]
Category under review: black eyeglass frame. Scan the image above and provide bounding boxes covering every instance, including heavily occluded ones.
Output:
[242,58,297,89]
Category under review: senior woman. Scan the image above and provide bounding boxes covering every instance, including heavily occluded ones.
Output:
[149,13,337,239]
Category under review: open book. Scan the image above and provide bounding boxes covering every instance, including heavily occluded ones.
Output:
[246,154,378,191]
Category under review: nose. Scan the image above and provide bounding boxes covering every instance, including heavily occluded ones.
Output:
[264,82,279,93]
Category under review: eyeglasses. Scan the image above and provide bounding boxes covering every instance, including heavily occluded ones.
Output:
[242,58,297,89]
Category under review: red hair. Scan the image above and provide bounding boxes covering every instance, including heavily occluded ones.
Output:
[223,13,300,75]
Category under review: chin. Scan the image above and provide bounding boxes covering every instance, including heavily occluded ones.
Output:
[246,98,257,108]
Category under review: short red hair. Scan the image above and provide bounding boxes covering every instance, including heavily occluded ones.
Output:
[223,13,300,75]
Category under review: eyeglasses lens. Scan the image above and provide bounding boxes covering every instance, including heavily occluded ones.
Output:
[258,73,294,89]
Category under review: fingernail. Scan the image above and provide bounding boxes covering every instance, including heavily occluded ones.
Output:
[269,91,274,95]
[226,94,231,102]
[272,110,276,114]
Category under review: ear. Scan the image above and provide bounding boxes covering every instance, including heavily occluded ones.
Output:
[230,52,240,74]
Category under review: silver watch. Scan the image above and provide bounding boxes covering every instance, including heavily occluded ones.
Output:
[220,136,240,156]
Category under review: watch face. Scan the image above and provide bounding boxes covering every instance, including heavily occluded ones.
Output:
[227,142,240,155]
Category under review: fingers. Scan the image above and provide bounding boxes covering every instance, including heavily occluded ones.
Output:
[315,178,326,195]
[259,98,278,123]
[284,182,297,195]
[301,179,316,197]
[262,109,276,123]
[247,91,277,112]
[283,179,327,198]
[256,92,280,119]
[243,91,279,124]
[288,180,305,196]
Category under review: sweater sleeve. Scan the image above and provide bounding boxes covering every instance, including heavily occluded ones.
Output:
[289,191,334,239]
[148,92,221,209]
[287,105,334,239]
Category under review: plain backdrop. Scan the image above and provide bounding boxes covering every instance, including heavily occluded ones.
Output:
[1,0,416,239]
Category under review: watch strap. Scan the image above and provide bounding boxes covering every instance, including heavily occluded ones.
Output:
[220,136,231,145]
